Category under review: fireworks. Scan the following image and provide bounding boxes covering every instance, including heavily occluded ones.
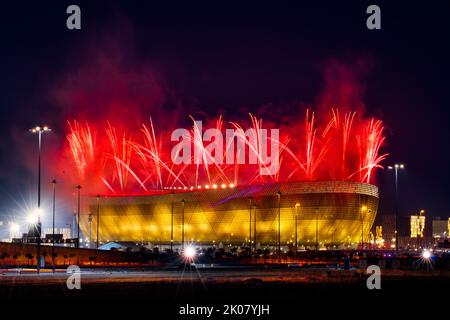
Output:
[66,109,388,193]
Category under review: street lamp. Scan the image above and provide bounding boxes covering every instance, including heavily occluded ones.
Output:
[181,199,185,250]
[361,205,367,251]
[27,208,41,224]
[248,197,253,249]
[76,185,81,248]
[29,125,51,273]
[295,203,300,253]
[368,210,372,250]
[51,179,56,271]
[331,227,336,250]
[183,245,196,261]
[96,195,100,250]
[9,222,20,240]
[276,191,281,254]
[315,208,319,253]
[388,163,405,253]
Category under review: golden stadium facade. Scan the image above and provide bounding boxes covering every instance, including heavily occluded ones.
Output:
[81,181,378,248]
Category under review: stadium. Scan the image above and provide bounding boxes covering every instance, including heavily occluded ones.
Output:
[81,181,378,249]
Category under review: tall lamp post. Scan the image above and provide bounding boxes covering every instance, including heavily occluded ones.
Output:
[170,192,174,251]
[368,210,372,250]
[248,197,253,249]
[76,185,81,248]
[96,195,100,250]
[30,125,51,273]
[315,208,319,253]
[388,163,405,253]
[253,203,257,251]
[277,191,281,254]
[51,179,56,271]
[295,203,300,253]
[181,200,185,250]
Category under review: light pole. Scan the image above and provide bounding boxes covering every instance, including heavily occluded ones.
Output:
[315,208,319,252]
[170,192,174,251]
[72,213,76,244]
[181,199,185,250]
[277,191,281,254]
[96,195,100,250]
[419,209,425,249]
[331,228,336,250]
[30,125,51,273]
[76,185,81,248]
[253,203,257,251]
[361,205,367,251]
[88,213,92,248]
[9,222,20,242]
[368,210,372,250]
[295,203,300,253]
[249,197,253,249]
[388,163,405,253]
[51,179,56,271]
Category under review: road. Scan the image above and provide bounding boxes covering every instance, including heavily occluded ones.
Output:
[1,267,449,303]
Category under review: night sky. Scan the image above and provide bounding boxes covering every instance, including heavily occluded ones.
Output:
[0,1,449,229]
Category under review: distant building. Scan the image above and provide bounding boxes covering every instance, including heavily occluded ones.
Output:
[378,214,395,248]
[432,217,449,240]
[82,181,379,248]
[43,227,72,239]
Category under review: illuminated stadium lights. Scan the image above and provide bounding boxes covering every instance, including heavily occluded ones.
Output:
[84,181,378,247]
[164,183,236,192]
[30,125,51,273]
[361,205,367,250]
[27,208,42,224]
[9,222,20,234]
[9,222,20,241]
[388,163,405,253]
[66,110,387,196]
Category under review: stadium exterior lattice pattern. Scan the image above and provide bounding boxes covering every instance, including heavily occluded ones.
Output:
[81,181,378,248]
